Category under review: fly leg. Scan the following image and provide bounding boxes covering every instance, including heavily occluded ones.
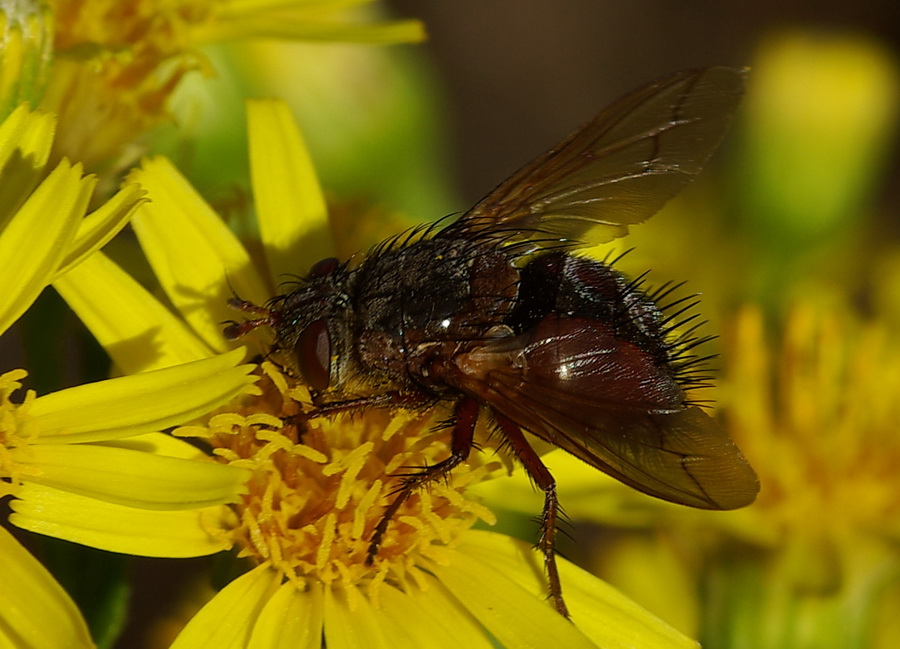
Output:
[493,411,569,618]
[366,396,479,563]
[286,390,434,434]
[223,297,279,339]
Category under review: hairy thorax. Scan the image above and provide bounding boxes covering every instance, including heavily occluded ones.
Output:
[351,238,520,396]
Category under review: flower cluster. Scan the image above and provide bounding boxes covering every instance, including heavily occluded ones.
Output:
[3,4,899,649]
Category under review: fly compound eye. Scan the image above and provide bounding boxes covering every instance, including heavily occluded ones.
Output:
[296,318,331,391]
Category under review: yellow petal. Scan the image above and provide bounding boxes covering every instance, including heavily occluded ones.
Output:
[13,443,249,510]
[247,581,324,649]
[247,98,332,282]
[53,252,214,373]
[0,106,55,223]
[0,103,54,170]
[10,482,236,557]
[456,530,699,649]
[0,527,94,649]
[592,534,699,638]
[429,536,599,649]
[377,579,495,649]
[170,565,282,649]
[53,181,148,279]
[0,159,93,335]
[129,156,270,350]
[29,348,256,444]
[323,583,390,649]
[101,431,217,461]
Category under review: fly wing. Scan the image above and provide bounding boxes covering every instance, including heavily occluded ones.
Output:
[445,68,745,250]
[450,316,759,509]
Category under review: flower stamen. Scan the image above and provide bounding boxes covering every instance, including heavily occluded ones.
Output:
[178,362,502,601]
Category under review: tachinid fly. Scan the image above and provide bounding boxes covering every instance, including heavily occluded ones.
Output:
[225,67,760,617]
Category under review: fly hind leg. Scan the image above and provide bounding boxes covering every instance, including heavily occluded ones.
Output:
[493,411,569,618]
[366,396,480,563]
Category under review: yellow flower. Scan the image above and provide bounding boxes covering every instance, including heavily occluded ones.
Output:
[0,103,143,334]
[33,0,425,173]
[1,353,255,556]
[704,305,900,648]
[55,99,698,648]
[172,366,694,648]
[0,102,256,647]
